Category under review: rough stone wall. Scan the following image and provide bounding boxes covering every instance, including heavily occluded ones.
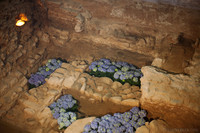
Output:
[45,0,200,73]
[0,0,48,118]
[140,66,200,130]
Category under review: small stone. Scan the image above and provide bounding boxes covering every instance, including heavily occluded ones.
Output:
[102,93,112,102]
[97,86,104,91]
[126,93,136,99]
[93,93,102,101]
[121,99,139,107]
[64,117,96,133]
[51,72,64,78]
[11,92,18,100]
[111,81,122,89]
[135,126,150,133]
[9,78,18,88]
[151,58,163,68]
[99,77,113,85]
[123,88,132,94]
[62,76,77,88]
[47,76,64,87]
[28,58,36,65]
[72,82,82,91]
[19,76,28,87]
[34,54,40,60]
[110,96,122,104]
[80,82,86,93]
[89,98,95,103]
[24,108,35,116]
[47,89,60,96]
[38,107,52,119]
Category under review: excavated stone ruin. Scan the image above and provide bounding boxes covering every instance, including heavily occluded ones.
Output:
[0,0,200,133]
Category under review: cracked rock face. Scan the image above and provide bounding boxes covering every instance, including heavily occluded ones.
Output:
[140,66,200,129]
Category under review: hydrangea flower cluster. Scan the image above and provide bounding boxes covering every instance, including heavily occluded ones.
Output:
[83,107,147,133]
[49,94,78,129]
[28,59,62,88]
[88,58,143,86]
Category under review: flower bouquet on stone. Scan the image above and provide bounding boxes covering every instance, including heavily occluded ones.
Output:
[28,58,62,89]
[83,107,147,133]
[49,94,78,130]
[88,58,143,86]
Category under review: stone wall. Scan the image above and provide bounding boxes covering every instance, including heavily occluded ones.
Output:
[0,0,48,118]
[140,66,200,129]
[44,0,200,73]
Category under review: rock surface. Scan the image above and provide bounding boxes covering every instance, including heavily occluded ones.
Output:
[140,66,200,129]
[64,117,96,133]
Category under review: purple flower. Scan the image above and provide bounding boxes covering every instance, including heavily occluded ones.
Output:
[120,74,126,81]
[98,125,106,133]
[131,114,139,121]
[130,107,140,114]
[134,71,141,77]
[107,66,116,73]
[91,121,98,129]
[113,73,119,79]
[53,112,60,119]
[91,61,98,65]
[49,102,57,109]
[61,101,68,109]
[98,67,107,72]
[138,110,147,118]
[126,126,134,133]
[89,64,97,70]
[84,124,91,132]
[102,64,109,69]
[133,77,138,83]
[90,130,97,133]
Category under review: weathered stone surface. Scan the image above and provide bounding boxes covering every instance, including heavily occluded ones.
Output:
[93,93,102,101]
[110,96,122,104]
[99,77,113,85]
[102,93,112,102]
[62,76,77,88]
[47,76,64,87]
[121,99,139,107]
[24,108,35,117]
[140,66,200,129]
[64,117,96,133]
[151,58,164,68]
[136,126,150,133]
[111,81,122,89]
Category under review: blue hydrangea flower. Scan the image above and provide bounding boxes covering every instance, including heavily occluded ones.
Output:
[97,61,104,66]
[131,114,139,121]
[98,125,106,133]
[91,121,98,129]
[49,102,57,109]
[121,65,129,72]
[138,110,147,118]
[120,74,126,81]
[113,73,119,79]
[84,124,91,132]
[130,107,140,114]
[89,64,97,70]
[53,112,60,119]
[98,67,107,72]
[134,71,141,77]
[107,66,117,73]
[91,61,98,65]
[133,77,138,82]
